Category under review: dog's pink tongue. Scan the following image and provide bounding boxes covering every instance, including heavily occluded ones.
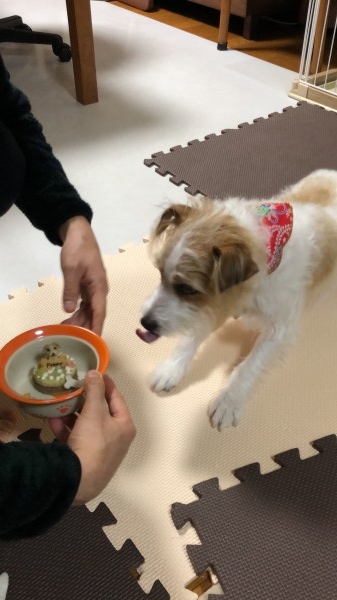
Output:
[136,328,160,343]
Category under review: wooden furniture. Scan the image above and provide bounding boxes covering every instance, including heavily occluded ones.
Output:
[117,0,297,48]
[310,0,329,73]
[0,1,98,104]
[289,0,337,110]
[217,0,231,49]
[66,0,98,104]
[118,0,153,8]
[116,0,231,47]
[187,0,295,40]
[298,0,337,74]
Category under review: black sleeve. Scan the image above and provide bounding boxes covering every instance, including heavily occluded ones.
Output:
[0,54,93,245]
[0,441,81,539]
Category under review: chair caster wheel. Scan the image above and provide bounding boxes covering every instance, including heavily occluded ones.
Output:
[53,43,72,62]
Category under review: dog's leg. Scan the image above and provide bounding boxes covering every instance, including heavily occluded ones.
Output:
[150,329,208,393]
[208,320,298,430]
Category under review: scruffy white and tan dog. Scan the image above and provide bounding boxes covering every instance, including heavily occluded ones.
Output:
[136,170,337,430]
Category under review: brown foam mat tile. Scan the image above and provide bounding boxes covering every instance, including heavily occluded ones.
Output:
[172,435,337,599]
[1,502,169,600]
[144,102,337,199]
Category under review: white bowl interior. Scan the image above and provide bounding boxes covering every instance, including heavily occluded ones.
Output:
[5,335,99,401]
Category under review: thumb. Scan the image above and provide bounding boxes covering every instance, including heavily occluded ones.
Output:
[81,370,107,416]
[62,273,80,313]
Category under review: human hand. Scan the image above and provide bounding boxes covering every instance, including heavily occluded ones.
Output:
[48,371,136,505]
[59,216,109,335]
[0,409,16,442]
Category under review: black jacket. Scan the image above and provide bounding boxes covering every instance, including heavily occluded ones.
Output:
[0,54,92,243]
[0,54,92,538]
[0,440,81,539]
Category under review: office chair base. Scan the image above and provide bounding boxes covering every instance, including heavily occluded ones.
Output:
[0,15,72,62]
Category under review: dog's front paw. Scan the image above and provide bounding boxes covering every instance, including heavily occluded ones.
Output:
[208,391,245,430]
[150,360,186,393]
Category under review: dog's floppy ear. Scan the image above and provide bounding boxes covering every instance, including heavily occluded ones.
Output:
[155,204,192,237]
[212,243,258,292]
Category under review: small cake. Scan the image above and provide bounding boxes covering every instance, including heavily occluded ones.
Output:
[32,342,78,393]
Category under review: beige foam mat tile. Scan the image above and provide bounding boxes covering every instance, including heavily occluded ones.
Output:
[1,242,337,598]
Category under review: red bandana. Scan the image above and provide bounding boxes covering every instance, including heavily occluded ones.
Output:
[256,202,293,274]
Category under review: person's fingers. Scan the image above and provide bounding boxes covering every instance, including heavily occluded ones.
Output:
[48,416,75,442]
[62,266,81,314]
[85,274,109,335]
[90,289,107,335]
[61,302,90,329]
[0,408,16,425]
[0,409,17,440]
[61,314,80,327]
[103,374,133,421]
[61,294,106,336]
[81,370,108,418]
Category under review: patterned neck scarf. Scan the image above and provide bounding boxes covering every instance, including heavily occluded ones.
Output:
[256,203,293,274]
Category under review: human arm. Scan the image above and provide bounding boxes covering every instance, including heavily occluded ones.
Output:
[0,372,135,540]
[0,55,108,333]
[49,371,136,505]
[59,217,109,335]
[0,54,93,244]
[0,440,81,539]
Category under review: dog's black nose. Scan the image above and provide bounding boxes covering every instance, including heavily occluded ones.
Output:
[141,316,158,334]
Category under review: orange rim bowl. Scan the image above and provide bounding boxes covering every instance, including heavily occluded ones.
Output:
[0,324,110,405]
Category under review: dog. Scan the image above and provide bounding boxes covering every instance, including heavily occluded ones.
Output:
[136,169,337,430]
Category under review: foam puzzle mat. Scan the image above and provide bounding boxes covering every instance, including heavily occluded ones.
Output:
[172,435,337,600]
[2,102,337,598]
[1,239,337,598]
[2,437,169,599]
[144,102,337,199]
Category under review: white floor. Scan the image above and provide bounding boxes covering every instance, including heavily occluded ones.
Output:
[0,0,297,303]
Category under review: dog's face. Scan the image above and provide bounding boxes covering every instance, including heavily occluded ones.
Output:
[43,343,61,358]
[139,200,259,341]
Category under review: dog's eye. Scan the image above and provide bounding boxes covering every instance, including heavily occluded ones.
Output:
[174,283,198,296]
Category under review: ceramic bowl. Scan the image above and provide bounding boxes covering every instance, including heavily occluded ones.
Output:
[0,324,109,418]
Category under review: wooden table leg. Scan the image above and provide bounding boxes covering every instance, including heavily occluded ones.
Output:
[217,0,231,50]
[310,0,329,74]
[65,0,98,104]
